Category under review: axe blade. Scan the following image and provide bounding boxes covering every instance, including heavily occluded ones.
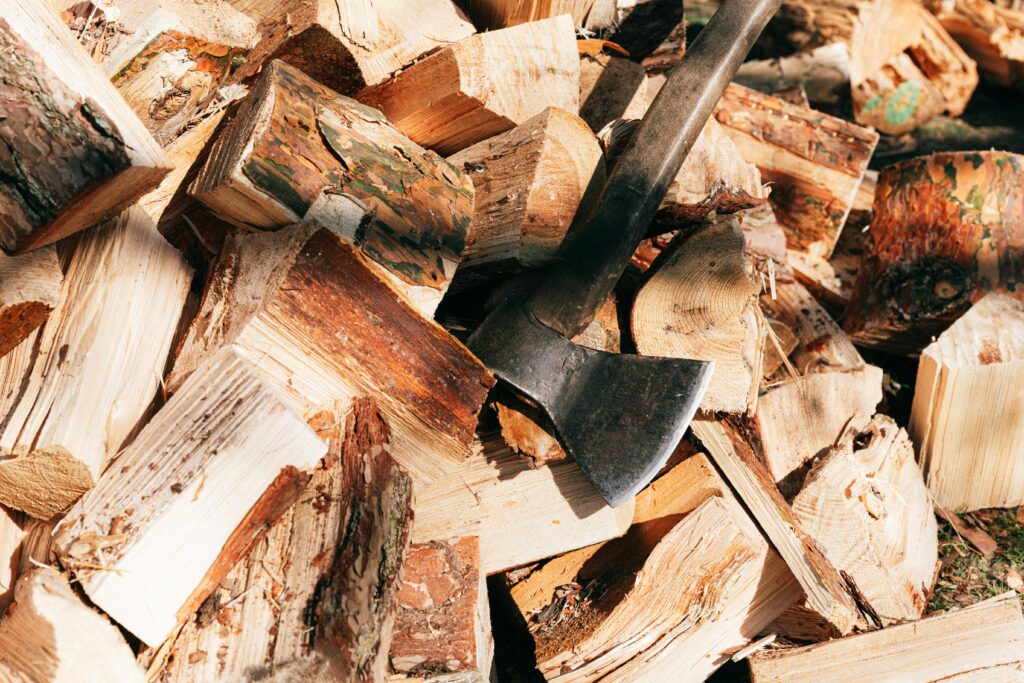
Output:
[468,300,713,507]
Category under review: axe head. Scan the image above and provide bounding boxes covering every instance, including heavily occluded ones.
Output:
[468,300,713,507]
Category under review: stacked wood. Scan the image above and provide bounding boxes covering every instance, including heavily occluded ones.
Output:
[448,108,606,283]
[713,84,877,256]
[411,431,633,575]
[462,0,597,28]
[735,43,851,106]
[230,0,475,96]
[357,16,580,154]
[578,54,649,132]
[787,221,869,314]
[748,592,1024,682]
[0,1,170,253]
[155,398,413,681]
[632,218,765,414]
[934,0,1024,91]
[0,207,192,519]
[0,247,62,358]
[0,567,145,682]
[911,291,1024,511]
[167,221,493,484]
[190,60,475,316]
[792,415,937,626]
[390,537,493,680]
[844,151,1024,353]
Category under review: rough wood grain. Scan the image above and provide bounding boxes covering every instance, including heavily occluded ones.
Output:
[735,43,851,106]
[844,151,1024,353]
[578,53,649,133]
[0,1,169,253]
[0,247,62,358]
[935,0,1024,91]
[0,506,24,614]
[462,0,597,28]
[357,16,579,155]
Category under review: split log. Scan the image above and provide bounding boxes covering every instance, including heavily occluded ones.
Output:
[754,365,883,494]
[152,399,413,681]
[792,415,937,626]
[357,16,579,155]
[748,592,1024,682]
[390,537,493,680]
[0,1,170,253]
[735,43,851,106]
[632,218,764,414]
[168,222,493,484]
[911,291,1024,511]
[53,346,326,647]
[691,417,863,638]
[844,151,1024,353]
[578,53,649,133]
[461,0,597,28]
[737,203,788,264]
[448,107,605,283]
[934,0,1024,91]
[192,60,474,316]
[0,206,192,519]
[0,247,62,358]
[230,0,475,96]
[713,84,878,256]
[787,222,868,315]
[0,567,145,682]
[411,431,633,575]
[0,507,24,614]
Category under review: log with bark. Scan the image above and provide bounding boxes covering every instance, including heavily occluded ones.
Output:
[0,206,192,519]
[52,346,326,647]
[844,150,1024,353]
[462,0,597,28]
[0,247,62,358]
[911,291,1024,512]
[0,567,146,682]
[191,59,475,316]
[153,397,413,681]
[0,0,170,253]
[356,15,580,154]
[933,0,1024,92]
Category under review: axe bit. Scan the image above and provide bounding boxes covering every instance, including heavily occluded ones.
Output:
[468,0,783,506]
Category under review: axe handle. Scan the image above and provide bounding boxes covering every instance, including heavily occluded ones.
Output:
[526,0,783,339]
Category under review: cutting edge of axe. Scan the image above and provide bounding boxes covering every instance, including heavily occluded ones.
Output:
[468,0,784,507]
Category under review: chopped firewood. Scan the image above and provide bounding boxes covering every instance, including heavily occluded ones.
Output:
[155,398,413,681]
[0,567,145,682]
[495,402,568,467]
[411,431,633,575]
[713,84,878,256]
[0,1,170,253]
[0,247,62,358]
[791,415,937,626]
[911,291,1024,511]
[53,346,326,647]
[787,223,868,314]
[633,218,765,414]
[844,151,1024,353]
[390,537,493,679]
[0,206,192,519]
[0,507,24,614]
[934,0,1024,91]
[738,203,788,263]
[735,43,851,106]
[461,0,596,28]
[691,417,863,638]
[357,16,580,154]
[168,221,493,484]
[448,107,605,283]
[191,60,475,316]
[754,365,883,494]
[585,0,686,75]
[748,592,1024,682]
[231,0,475,96]
[578,53,649,132]
[762,319,800,379]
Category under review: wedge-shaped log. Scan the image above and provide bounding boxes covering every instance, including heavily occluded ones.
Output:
[412,431,633,574]
[53,347,326,647]
[0,1,170,253]
[0,567,145,682]
[749,592,1024,682]
[633,219,764,414]
[230,0,475,95]
[191,60,474,315]
[845,151,1024,353]
[0,206,191,519]
[935,0,1024,92]
[911,292,1024,511]
[448,107,605,283]
[168,222,493,484]
[713,84,878,256]
[0,247,62,358]
[357,16,580,154]
[390,537,493,680]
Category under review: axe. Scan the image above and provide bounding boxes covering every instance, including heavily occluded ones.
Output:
[467,0,783,507]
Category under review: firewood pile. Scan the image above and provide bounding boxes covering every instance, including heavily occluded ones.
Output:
[2,0,1024,680]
